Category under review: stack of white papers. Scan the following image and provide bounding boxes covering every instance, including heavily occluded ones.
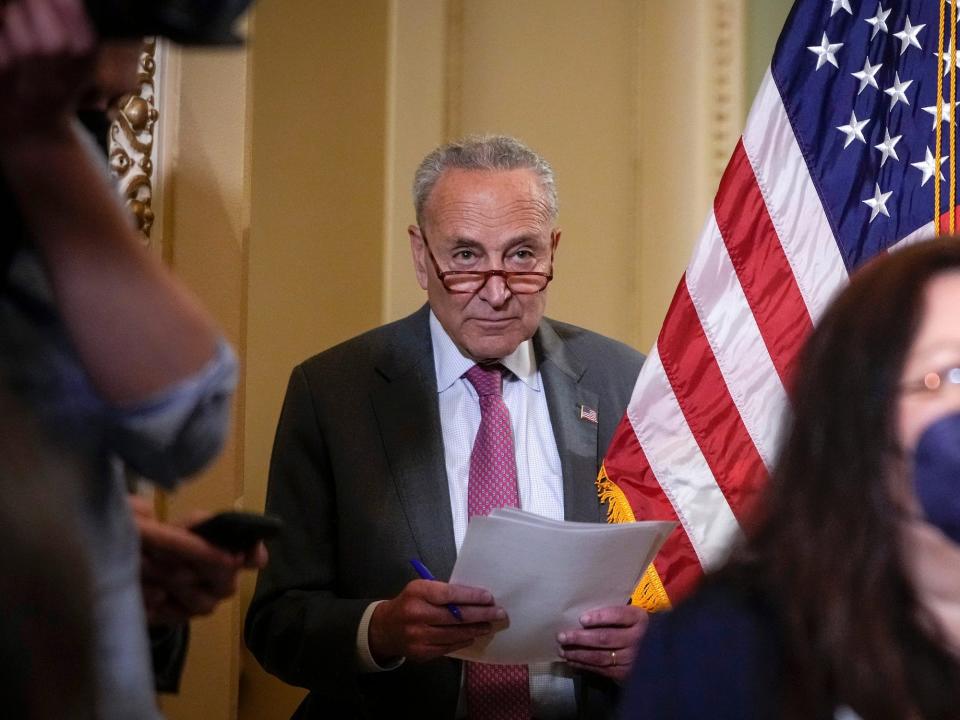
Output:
[448,508,675,664]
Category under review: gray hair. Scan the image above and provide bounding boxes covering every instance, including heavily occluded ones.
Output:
[412,134,558,227]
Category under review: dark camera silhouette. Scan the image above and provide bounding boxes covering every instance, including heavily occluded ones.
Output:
[84,0,253,44]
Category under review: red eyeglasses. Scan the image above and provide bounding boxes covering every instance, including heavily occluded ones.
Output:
[421,232,555,294]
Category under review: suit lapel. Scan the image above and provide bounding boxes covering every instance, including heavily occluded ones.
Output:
[535,321,604,524]
[369,307,458,580]
[369,312,605,579]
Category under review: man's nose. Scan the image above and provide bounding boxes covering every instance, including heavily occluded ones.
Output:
[477,272,512,307]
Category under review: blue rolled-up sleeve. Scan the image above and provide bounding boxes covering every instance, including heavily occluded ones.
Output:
[106,338,238,488]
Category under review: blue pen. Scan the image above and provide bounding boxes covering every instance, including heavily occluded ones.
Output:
[409,558,463,621]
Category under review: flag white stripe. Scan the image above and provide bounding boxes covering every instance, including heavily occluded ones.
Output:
[626,70,850,581]
[743,69,849,323]
[686,213,789,472]
[894,221,937,251]
[628,346,743,572]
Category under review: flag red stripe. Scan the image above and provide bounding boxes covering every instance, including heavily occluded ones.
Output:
[601,421,702,601]
[938,206,960,234]
[657,279,768,522]
[714,140,814,388]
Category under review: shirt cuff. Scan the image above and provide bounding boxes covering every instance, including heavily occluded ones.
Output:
[356,600,405,672]
[107,338,238,487]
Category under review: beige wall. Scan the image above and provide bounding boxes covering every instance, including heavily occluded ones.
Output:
[154,42,253,720]
[746,0,794,101]
[456,0,642,345]
[156,2,791,718]
[241,2,390,717]
[384,0,745,352]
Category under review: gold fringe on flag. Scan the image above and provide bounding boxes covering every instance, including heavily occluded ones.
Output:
[596,464,672,612]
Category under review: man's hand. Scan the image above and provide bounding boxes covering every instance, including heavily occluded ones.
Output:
[130,495,269,626]
[0,0,96,140]
[557,604,648,683]
[368,579,506,664]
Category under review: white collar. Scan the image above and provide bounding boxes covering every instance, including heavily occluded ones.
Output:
[429,310,540,393]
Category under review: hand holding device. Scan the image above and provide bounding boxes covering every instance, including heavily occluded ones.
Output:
[191,511,282,553]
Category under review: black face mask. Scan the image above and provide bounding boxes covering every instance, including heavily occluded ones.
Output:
[914,411,960,544]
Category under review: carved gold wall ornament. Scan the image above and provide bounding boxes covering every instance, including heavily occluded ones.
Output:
[108,39,159,245]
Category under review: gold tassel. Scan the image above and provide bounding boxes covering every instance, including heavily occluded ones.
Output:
[632,564,671,612]
[597,466,672,612]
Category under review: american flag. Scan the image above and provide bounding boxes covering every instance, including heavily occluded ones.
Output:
[599,0,958,609]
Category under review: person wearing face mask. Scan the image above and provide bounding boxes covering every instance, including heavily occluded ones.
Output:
[619,238,960,720]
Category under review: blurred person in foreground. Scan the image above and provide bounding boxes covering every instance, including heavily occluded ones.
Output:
[620,237,960,720]
[0,389,96,719]
[131,494,267,693]
[0,0,259,715]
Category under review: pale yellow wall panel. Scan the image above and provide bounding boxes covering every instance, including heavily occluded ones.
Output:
[634,1,746,351]
[455,0,641,348]
[158,45,252,720]
[240,2,391,718]
[635,2,714,353]
[244,0,390,513]
[746,0,793,102]
[383,0,448,321]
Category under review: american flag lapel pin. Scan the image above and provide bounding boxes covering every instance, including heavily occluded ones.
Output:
[579,404,599,424]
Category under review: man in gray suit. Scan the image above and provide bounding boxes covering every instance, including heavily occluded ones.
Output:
[246,135,646,719]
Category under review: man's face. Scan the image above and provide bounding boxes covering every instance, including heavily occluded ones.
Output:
[409,168,559,362]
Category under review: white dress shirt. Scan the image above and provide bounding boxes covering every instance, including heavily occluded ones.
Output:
[357,312,577,718]
[431,311,565,552]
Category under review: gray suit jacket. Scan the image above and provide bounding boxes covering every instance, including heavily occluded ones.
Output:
[245,305,644,719]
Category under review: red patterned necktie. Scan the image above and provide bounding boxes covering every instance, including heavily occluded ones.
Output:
[463,363,531,720]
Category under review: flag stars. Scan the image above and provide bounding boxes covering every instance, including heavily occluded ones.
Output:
[852,57,882,94]
[837,110,870,148]
[865,4,891,40]
[922,101,959,130]
[829,0,853,17]
[893,16,925,55]
[808,32,843,70]
[863,183,893,222]
[884,72,913,110]
[912,147,949,187]
[874,129,901,166]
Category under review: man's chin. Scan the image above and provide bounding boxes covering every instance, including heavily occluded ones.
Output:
[460,334,528,363]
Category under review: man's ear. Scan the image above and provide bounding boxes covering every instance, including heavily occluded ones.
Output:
[409,225,429,290]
